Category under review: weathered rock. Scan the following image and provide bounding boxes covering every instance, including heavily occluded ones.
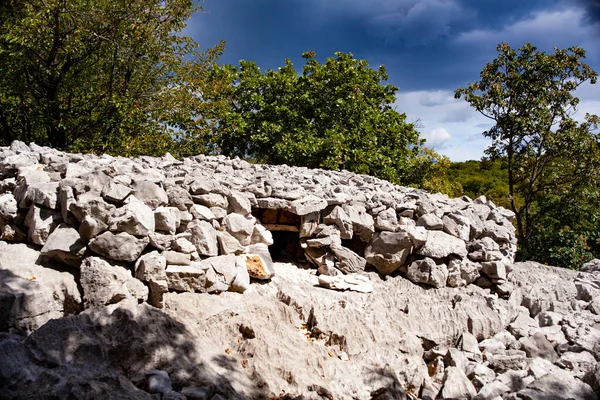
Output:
[223,213,254,245]
[317,274,373,293]
[202,254,237,291]
[406,258,449,288]
[323,206,353,239]
[0,242,81,332]
[0,193,18,220]
[165,264,207,292]
[416,230,468,259]
[101,181,132,203]
[135,251,168,307]
[164,250,192,266]
[0,223,26,242]
[88,231,149,262]
[250,223,274,246]
[518,332,558,362]
[237,248,274,280]
[133,180,168,208]
[80,256,148,308]
[109,196,155,236]
[227,191,252,215]
[290,195,328,215]
[342,204,375,242]
[364,231,413,275]
[40,223,86,267]
[171,237,197,254]
[79,214,108,241]
[443,213,471,241]
[447,257,480,287]
[518,368,596,400]
[374,207,398,232]
[69,195,115,224]
[25,205,61,245]
[440,366,477,399]
[299,211,320,238]
[186,219,218,257]
[194,193,228,209]
[416,214,443,230]
[330,243,366,274]
[154,206,180,234]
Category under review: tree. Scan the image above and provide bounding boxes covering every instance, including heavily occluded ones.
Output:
[455,42,600,264]
[0,0,226,156]
[207,51,426,185]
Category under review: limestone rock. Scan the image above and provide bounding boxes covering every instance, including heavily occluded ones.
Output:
[443,213,471,241]
[88,231,148,262]
[40,223,86,267]
[154,206,180,234]
[330,243,366,274]
[290,195,328,215]
[342,204,375,242]
[374,207,398,232]
[237,251,274,280]
[133,180,168,208]
[0,243,81,332]
[135,251,168,307]
[25,205,61,245]
[0,193,18,220]
[518,368,596,400]
[407,258,449,288]
[223,213,254,245]
[186,219,218,257]
[109,195,155,236]
[416,213,443,230]
[80,256,148,308]
[364,231,413,275]
[227,191,252,215]
[416,230,468,259]
[165,264,207,292]
[323,206,353,239]
[318,274,373,293]
[101,181,132,203]
[440,366,477,399]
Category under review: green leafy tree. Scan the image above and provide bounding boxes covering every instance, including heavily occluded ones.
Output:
[0,0,226,156]
[455,42,600,264]
[207,51,425,185]
[446,159,511,208]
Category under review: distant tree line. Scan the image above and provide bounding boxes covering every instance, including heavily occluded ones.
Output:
[1,1,599,268]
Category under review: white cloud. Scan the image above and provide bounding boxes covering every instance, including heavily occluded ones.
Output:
[454,8,598,55]
[395,89,492,161]
[424,127,451,148]
[395,83,600,161]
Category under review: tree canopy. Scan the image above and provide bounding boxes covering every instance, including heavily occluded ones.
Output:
[455,42,600,268]
[0,0,226,156]
[206,51,427,185]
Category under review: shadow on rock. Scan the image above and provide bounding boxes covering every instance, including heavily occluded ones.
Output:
[0,302,268,399]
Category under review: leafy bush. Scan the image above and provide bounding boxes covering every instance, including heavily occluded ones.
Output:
[206,51,426,185]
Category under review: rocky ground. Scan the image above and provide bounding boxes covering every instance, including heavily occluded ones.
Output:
[2,242,600,399]
[1,141,600,399]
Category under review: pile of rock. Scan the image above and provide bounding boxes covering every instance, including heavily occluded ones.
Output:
[0,140,516,308]
[1,141,600,399]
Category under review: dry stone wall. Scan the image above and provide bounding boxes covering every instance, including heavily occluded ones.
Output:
[0,140,517,312]
[3,141,600,400]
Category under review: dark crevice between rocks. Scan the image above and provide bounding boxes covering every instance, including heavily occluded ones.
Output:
[251,208,304,263]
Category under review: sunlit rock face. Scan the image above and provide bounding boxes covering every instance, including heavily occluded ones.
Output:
[3,141,598,400]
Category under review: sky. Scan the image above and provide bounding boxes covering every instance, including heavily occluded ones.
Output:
[185,0,600,161]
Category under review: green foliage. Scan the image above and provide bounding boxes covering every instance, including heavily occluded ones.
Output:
[455,42,600,267]
[207,51,426,185]
[413,148,463,195]
[446,159,511,208]
[0,0,226,156]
